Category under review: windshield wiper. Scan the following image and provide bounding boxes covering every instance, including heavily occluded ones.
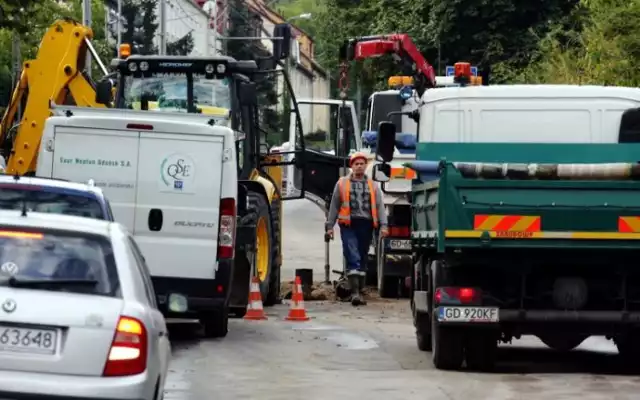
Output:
[7,276,98,288]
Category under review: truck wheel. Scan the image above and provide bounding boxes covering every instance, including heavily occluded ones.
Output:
[264,197,281,306]
[539,334,588,352]
[465,332,497,371]
[248,193,273,302]
[201,307,229,338]
[615,333,640,361]
[377,238,399,298]
[431,317,464,370]
[414,309,432,351]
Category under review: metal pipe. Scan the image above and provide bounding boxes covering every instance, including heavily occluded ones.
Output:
[84,38,109,77]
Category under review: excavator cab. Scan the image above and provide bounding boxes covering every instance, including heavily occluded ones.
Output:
[94,29,309,201]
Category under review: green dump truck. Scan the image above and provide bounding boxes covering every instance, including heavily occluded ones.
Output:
[372,127,640,371]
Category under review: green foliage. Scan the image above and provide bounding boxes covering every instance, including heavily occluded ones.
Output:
[167,33,195,56]
[519,0,640,86]
[122,0,193,56]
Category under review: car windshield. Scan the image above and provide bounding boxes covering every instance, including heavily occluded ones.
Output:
[0,187,105,219]
[0,229,119,297]
[123,73,231,115]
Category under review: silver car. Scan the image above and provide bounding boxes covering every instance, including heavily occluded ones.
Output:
[0,210,170,399]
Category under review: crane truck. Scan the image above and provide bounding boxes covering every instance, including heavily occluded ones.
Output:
[1,19,312,336]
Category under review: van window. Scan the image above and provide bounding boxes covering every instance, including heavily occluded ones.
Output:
[619,108,640,143]
[0,186,105,219]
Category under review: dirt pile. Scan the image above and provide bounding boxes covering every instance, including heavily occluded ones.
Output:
[280,280,381,302]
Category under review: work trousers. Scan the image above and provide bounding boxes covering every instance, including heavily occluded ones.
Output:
[340,218,374,277]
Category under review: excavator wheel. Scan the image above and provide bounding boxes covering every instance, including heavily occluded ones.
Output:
[264,197,282,306]
[248,192,273,302]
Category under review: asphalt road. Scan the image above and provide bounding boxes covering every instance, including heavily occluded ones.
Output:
[162,199,640,400]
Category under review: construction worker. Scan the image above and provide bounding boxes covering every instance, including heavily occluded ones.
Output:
[326,152,388,306]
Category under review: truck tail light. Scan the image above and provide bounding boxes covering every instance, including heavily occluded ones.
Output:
[103,316,148,377]
[218,198,236,259]
[434,287,482,305]
[389,226,410,237]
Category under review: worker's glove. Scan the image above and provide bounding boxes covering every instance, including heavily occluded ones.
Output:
[325,229,334,241]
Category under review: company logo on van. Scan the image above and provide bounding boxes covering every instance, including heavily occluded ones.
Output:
[160,154,195,193]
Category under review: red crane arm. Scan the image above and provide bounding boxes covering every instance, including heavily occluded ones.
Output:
[341,33,436,94]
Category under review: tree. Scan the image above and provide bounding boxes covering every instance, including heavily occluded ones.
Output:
[121,0,194,55]
[518,0,640,86]
[227,0,282,145]
[167,33,195,56]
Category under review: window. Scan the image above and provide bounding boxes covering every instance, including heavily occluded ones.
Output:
[123,74,232,113]
[0,186,105,219]
[127,237,158,309]
[619,108,640,142]
[291,40,301,64]
[0,228,120,297]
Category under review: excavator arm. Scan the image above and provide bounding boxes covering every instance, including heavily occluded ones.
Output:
[0,19,107,176]
[340,34,436,97]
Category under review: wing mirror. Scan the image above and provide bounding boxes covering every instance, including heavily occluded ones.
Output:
[96,79,114,105]
[376,121,397,163]
[372,163,391,183]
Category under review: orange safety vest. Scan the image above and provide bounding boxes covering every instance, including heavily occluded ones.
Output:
[337,177,379,228]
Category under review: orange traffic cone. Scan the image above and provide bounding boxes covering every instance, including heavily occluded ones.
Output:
[244,277,267,320]
[285,276,310,321]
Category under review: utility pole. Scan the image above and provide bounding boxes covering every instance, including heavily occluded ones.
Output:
[117,0,122,57]
[159,0,167,55]
[82,0,92,75]
[10,32,21,117]
[204,0,218,56]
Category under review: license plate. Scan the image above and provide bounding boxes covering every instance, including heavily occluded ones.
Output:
[388,239,411,250]
[437,307,499,323]
[0,325,58,354]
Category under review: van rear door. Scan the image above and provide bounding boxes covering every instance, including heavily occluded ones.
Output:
[50,126,139,228]
[134,132,224,280]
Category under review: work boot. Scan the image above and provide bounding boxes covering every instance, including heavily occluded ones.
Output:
[358,275,367,305]
[349,275,364,306]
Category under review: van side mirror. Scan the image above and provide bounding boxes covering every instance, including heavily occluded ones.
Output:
[96,79,114,105]
[372,163,391,183]
[272,23,292,60]
[239,82,257,106]
[376,121,396,162]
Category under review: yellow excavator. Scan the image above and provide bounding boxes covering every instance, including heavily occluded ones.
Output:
[0,18,110,176]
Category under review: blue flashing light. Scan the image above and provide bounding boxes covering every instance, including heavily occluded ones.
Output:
[399,85,413,101]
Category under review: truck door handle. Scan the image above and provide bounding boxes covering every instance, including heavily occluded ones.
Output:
[148,209,163,231]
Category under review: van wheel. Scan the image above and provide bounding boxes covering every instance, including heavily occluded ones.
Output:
[201,307,228,338]
[248,193,273,301]
[264,197,281,306]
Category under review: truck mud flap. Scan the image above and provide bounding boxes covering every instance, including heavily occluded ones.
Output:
[381,253,412,278]
[414,290,429,312]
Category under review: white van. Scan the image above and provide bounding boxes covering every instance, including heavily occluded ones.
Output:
[418,85,640,143]
[36,105,237,337]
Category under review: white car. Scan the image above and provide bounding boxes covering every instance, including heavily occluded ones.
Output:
[0,211,170,399]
